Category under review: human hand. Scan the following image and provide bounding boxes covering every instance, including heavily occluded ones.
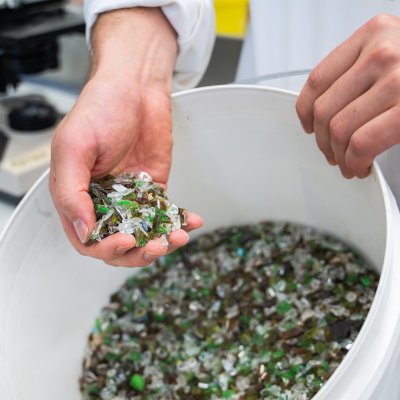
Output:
[296,14,400,178]
[50,8,203,267]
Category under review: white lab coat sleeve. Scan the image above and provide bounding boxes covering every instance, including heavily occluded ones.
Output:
[83,0,215,90]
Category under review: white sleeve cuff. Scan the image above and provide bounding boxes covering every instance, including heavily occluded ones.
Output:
[83,0,216,90]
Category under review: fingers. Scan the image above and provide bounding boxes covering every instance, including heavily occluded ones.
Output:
[106,237,170,268]
[156,212,204,257]
[310,58,375,165]
[106,212,204,267]
[50,122,97,244]
[297,55,400,178]
[296,30,363,132]
[51,132,205,268]
[329,76,396,177]
[345,105,400,178]
[162,230,190,255]
[183,212,204,232]
[105,212,203,267]
[106,230,190,267]
[296,14,400,179]
[62,212,192,268]
[58,212,137,257]
[80,212,203,268]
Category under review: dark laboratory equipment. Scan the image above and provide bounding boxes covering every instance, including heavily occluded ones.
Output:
[0,0,84,202]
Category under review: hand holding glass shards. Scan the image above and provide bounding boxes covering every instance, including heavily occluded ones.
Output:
[88,172,188,247]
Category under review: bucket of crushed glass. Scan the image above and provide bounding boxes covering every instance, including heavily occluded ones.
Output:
[0,85,400,400]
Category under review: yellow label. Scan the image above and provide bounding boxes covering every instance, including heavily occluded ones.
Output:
[215,0,249,38]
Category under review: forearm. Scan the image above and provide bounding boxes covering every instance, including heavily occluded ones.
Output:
[90,7,178,94]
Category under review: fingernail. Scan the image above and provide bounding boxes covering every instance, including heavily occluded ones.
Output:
[73,219,88,243]
[116,246,133,256]
[143,252,160,262]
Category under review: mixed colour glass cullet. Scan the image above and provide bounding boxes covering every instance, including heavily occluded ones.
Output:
[81,222,378,400]
[88,172,187,247]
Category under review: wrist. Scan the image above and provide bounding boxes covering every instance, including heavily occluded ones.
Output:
[90,7,178,95]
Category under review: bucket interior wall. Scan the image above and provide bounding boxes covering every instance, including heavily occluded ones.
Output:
[0,86,388,399]
[169,86,386,270]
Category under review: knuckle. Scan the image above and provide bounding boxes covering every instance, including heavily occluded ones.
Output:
[348,134,369,159]
[329,116,348,144]
[383,70,400,92]
[307,65,324,92]
[365,14,395,34]
[313,97,327,123]
[367,41,400,67]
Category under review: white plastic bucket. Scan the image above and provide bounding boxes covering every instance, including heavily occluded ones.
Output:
[1,85,400,400]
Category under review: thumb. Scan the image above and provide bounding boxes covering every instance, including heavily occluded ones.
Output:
[50,137,96,244]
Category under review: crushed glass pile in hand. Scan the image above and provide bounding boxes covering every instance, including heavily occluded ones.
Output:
[80,222,378,400]
[88,172,187,247]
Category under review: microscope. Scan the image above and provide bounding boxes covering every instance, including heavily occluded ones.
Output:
[0,0,84,202]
